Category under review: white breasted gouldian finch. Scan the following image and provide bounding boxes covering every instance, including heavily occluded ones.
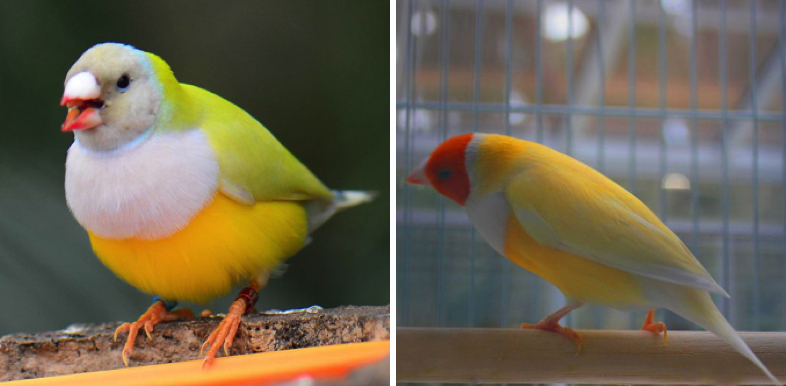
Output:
[407,133,779,384]
[61,43,374,368]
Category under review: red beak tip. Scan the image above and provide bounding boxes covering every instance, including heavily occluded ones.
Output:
[405,176,423,185]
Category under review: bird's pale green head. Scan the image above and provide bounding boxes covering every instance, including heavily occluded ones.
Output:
[61,43,177,152]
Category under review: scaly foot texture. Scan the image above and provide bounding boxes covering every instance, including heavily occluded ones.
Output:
[114,300,194,366]
[201,286,259,369]
[521,320,583,353]
[521,303,584,353]
[641,310,668,346]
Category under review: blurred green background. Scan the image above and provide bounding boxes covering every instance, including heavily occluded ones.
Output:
[0,1,389,336]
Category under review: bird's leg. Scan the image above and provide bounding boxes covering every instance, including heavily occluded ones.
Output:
[201,273,269,369]
[640,310,668,345]
[521,303,584,352]
[113,298,195,366]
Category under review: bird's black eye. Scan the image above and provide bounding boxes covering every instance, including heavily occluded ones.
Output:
[437,168,451,181]
[116,75,131,90]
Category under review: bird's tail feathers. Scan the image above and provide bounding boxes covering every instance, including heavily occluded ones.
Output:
[661,286,780,384]
[305,190,376,233]
[331,190,377,210]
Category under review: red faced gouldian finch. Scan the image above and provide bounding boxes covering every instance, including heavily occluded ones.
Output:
[60,43,374,368]
[407,133,779,383]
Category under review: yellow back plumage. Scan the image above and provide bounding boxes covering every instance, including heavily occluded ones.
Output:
[471,134,725,296]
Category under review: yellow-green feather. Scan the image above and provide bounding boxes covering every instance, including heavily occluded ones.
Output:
[145,52,334,203]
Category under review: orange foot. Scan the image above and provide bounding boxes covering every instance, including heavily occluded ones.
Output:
[521,303,584,353]
[521,320,583,353]
[201,287,258,369]
[114,300,194,366]
[641,310,668,346]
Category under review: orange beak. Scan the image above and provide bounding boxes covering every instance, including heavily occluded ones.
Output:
[61,100,103,132]
[61,71,103,132]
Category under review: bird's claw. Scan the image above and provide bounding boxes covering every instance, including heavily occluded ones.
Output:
[144,321,156,340]
[201,298,247,369]
[521,320,584,354]
[113,322,130,342]
[116,320,143,366]
[121,345,132,367]
[641,310,668,346]
[113,300,194,366]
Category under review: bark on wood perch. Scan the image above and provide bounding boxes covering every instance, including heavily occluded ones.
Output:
[0,305,389,382]
[397,327,786,385]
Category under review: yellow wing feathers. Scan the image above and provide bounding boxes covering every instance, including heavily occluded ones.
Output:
[145,52,333,205]
[479,136,726,295]
[180,84,334,203]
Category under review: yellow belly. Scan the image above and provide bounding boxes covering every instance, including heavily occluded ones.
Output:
[503,214,646,308]
[88,193,307,303]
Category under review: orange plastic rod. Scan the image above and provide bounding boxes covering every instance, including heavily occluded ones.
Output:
[7,341,389,386]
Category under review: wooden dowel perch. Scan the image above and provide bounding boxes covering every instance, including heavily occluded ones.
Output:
[0,305,389,382]
[397,327,786,385]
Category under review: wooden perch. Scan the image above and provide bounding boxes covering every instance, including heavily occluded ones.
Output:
[0,305,389,382]
[397,327,786,385]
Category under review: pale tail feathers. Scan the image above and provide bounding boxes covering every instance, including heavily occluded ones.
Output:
[678,302,779,384]
[647,280,781,384]
[305,190,376,233]
[332,190,377,210]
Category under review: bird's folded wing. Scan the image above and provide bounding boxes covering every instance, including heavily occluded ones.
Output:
[505,167,728,297]
[185,85,334,204]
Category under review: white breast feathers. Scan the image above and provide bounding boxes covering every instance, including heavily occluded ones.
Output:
[465,192,511,256]
[65,129,220,240]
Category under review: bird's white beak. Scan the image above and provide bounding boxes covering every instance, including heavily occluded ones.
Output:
[61,71,103,132]
[61,72,101,105]
[406,159,429,185]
